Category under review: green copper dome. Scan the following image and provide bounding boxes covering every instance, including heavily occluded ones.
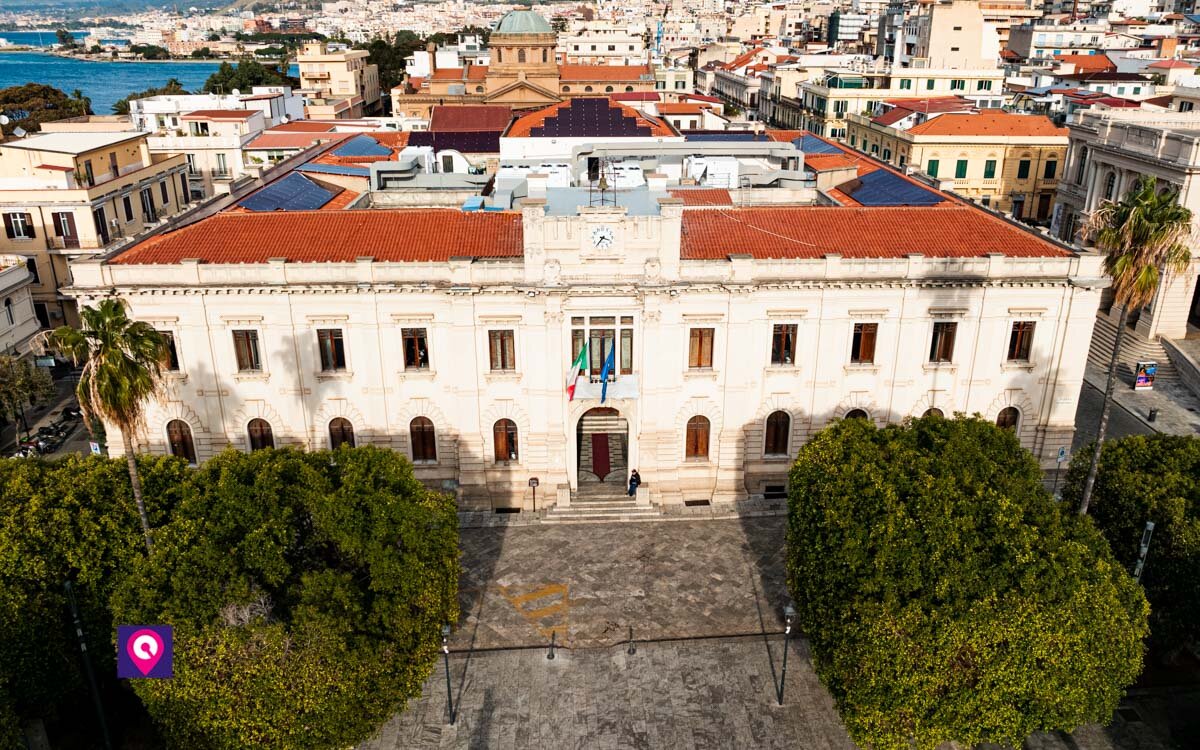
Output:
[495,10,553,34]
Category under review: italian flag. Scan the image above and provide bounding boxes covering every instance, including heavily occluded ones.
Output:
[565,343,588,401]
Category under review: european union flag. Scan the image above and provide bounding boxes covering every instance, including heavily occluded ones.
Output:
[599,346,616,404]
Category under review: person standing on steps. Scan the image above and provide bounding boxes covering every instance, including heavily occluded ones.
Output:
[627,469,641,497]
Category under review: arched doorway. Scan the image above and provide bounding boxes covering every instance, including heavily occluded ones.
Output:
[576,407,628,485]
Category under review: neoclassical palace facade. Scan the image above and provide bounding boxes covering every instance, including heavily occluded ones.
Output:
[67,197,1103,510]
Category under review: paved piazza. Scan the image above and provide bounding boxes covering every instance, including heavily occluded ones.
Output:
[361,518,1196,749]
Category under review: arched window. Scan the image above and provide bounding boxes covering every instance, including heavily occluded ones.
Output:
[604,85,614,93]
[494,418,518,462]
[685,415,710,459]
[166,419,196,463]
[996,407,1019,431]
[625,85,634,92]
[518,48,526,63]
[1075,146,1088,184]
[475,85,483,93]
[2,297,11,326]
[1104,171,1117,201]
[247,418,274,451]
[410,416,436,462]
[584,86,594,93]
[922,407,944,418]
[563,85,571,93]
[329,417,355,449]
[882,148,891,161]
[764,411,790,456]
[844,409,869,420]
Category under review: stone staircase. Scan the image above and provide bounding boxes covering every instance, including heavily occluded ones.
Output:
[543,482,661,524]
[1086,313,1179,385]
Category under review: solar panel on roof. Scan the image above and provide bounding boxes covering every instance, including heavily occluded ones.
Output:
[845,169,944,207]
[297,163,371,177]
[332,134,392,157]
[237,172,334,212]
[796,134,842,154]
[685,133,759,142]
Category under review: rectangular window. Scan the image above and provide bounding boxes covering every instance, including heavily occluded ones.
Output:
[232,329,261,372]
[3,212,35,239]
[950,79,965,90]
[1043,160,1057,179]
[983,159,996,179]
[1008,321,1035,361]
[123,195,134,222]
[688,328,714,368]
[620,328,633,375]
[850,323,878,364]
[488,330,515,371]
[402,327,429,369]
[140,187,156,222]
[771,324,797,365]
[159,180,169,204]
[929,322,956,363]
[925,79,935,90]
[159,330,180,371]
[955,159,967,179]
[899,79,912,90]
[977,80,992,91]
[317,328,346,371]
[25,257,39,284]
[849,134,857,147]
[216,153,228,177]
[1017,160,1031,179]
[926,159,939,177]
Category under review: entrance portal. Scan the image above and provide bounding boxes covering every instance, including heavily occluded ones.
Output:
[577,407,628,485]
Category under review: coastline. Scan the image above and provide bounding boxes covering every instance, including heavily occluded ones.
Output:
[40,51,247,64]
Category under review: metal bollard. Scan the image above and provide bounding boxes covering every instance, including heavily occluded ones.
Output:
[1148,408,1158,423]
[547,630,556,660]
[627,626,636,655]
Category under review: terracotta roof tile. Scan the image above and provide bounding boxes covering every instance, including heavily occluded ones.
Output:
[271,121,339,132]
[679,206,1073,259]
[668,188,732,206]
[559,64,652,81]
[765,129,805,142]
[1054,53,1117,71]
[112,210,523,265]
[181,109,258,120]
[246,131,352,150]
[803,154,860,171]
[1149,58,1193,69]
[656,102,710,115]
[905,112,1068,138]
[430,105,513,132]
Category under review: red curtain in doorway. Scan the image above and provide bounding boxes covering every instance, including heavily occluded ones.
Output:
[591,433,610,481]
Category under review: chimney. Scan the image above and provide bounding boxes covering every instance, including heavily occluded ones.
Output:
[428,42,437,73]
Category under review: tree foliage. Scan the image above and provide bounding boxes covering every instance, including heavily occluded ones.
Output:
[113,447,460,749]
[786,415,1148,750]
[0,454,188,730]
[0,83,91,136]
[1063,434,1200,653]
[130,44,170,60]
[202,60,290,94]
[54,28,78,48]
[111,77,188,115]
[0,355,56,440]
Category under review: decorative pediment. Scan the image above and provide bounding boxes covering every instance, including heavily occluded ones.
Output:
[484,78,562,105]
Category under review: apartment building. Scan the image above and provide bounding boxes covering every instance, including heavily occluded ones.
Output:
[159,110,266,199]
[0,255,40,354]
[1007,20,1140,62]
[298,42,381,118]
[0,131,189,327]
[560,20,648,65]
[128,89,304,133]
[847,109,1068,219]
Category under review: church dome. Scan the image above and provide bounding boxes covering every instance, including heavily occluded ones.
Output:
[495,10,553,34]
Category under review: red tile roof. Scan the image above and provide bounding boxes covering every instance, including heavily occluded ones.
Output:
[268,121,337,132]
[559,64,652,81]
[430,105,512,132]
[429,65,489,81]
[765,129,805,142]
[1054,53,1116,72]
[679,206,1073,259]
[111,210,524,265]
[181,109,258,120]
[668,188,732,206]
[506,98,675,138]
[246,131,352,150]
[1149,58,1193,69]
[803,154,860,171]
[905,112,1068,138]
[656,102,710,115]
[609,92,660,102]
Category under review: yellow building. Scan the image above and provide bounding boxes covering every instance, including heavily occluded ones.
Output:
[0,130,189,326]
[391,10,657,119]
[298,42,381,118]
[845,110,1068,220]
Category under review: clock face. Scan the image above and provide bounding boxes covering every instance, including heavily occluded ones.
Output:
[591,225,615,249]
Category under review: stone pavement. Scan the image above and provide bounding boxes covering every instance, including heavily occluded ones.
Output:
[451,517,788,651]
[1083,363,1200,439]
[1073,380,1153,453]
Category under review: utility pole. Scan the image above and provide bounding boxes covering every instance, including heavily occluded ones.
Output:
[64,581,112,750]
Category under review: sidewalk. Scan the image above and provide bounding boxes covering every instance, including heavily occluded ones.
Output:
[1084,362,1200,437]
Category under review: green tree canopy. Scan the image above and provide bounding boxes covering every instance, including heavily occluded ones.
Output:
[1063,434,1200,653]
[0,83,91,136]
[54,28,78,48]
[787,415,1148,750]
[113,447,460,748]
[130,44,170,60]
[0,355,56,443]
[202,60,290,94]
[0,454,188,736]
[111,77,188,115]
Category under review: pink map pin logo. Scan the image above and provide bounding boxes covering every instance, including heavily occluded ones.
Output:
[117,625,173,678]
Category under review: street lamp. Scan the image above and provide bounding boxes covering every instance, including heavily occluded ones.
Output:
[441,624,455,725]
[1134,521,1155,582]
[776,604,796,706]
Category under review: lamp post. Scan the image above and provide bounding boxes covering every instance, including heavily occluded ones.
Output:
[1134,520,1155,582]
[776,604,796,706]
[441,625,455,725]
[64,580,111,749]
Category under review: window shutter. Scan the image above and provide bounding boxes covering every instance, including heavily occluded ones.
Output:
[3,214,14,239]
[23,214,34,238]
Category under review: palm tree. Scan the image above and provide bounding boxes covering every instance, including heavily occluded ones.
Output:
[1077,175,1192,515]
[50,299,169,551]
